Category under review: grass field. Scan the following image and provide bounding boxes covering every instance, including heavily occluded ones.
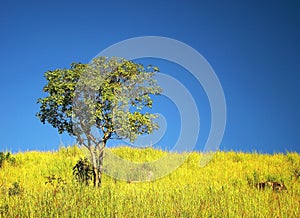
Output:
[0,145,299,217]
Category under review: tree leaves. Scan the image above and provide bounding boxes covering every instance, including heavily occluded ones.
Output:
[37,56,162,145]
[37,56,162,187]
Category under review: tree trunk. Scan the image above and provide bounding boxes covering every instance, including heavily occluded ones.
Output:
[93,166,99,187]
[97,148,104,187]
[89,146,99,188]
[89,140,107,188]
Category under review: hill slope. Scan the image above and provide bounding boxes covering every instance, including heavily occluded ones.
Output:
[0,146,299,217]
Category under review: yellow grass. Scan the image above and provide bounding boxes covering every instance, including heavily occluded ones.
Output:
[0,145,299,217]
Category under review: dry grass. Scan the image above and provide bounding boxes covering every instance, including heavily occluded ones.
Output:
[0,146,299,217]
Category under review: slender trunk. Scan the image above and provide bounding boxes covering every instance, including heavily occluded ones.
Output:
[97,148,104,187]
[88,136,108,188]
[89,146,99,188]
[93,166,99,188]
[96,139,107,188]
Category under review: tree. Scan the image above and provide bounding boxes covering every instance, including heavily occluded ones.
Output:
[37,56,162,187]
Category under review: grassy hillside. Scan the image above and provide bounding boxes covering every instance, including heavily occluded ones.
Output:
[0,146,299,217]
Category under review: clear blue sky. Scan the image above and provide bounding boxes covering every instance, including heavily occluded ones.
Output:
[0,0,299,153]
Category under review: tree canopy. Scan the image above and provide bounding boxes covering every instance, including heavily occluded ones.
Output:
[37,56,162,187]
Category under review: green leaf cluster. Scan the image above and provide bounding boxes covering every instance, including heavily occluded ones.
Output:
[37,56,162,145]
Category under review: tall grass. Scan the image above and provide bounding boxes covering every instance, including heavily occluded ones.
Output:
[0,146,299,217]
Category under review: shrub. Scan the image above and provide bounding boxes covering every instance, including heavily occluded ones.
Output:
[0,152,16,168]
[73,158,93,186]
[8,182,22,196]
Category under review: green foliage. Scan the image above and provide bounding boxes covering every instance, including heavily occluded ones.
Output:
[37,57,162,187]
[8,182,22,196]
[37,62,84,134]
[0,152,15,168]
[37,56,162,142]
[72,158,93,186]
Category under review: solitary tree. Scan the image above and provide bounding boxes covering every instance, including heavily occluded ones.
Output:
[37,56,162,187]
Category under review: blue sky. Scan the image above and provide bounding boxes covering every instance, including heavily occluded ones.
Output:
[0,0,299,153]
